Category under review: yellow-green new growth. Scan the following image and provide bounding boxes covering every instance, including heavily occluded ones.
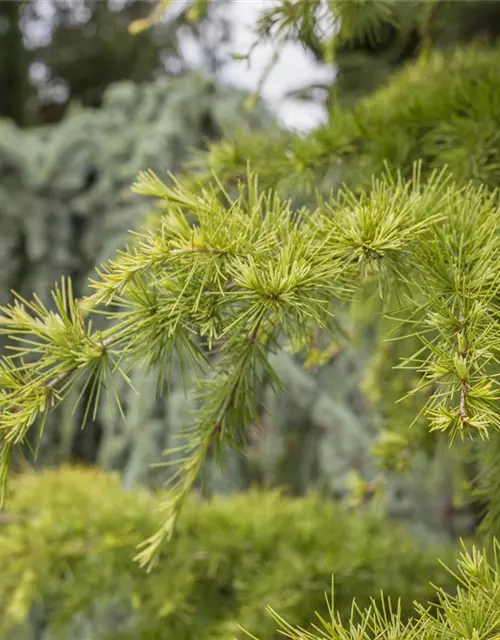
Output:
[2,166,500,568]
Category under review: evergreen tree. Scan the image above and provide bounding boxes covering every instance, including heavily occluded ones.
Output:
[3,1,500,637]
[0,1,28,125]
[0,0,229,126]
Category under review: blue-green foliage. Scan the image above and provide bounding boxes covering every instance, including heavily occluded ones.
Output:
[0,72,270,478]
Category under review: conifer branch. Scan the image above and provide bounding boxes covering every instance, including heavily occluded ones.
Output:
[2,166,500,562]
[135,314,270,571]
[247,541,500,640]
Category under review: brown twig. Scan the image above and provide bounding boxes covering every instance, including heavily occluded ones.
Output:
[460,380,469,421]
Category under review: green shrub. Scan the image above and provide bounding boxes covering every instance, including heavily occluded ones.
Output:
[0,466,455,640]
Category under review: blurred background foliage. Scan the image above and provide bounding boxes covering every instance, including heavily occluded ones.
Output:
[0,0,232,126]
[3,0,500,637]
[4,0,500,128]
[0,467,456,640]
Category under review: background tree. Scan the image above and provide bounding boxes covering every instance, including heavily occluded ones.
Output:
[0,1,28,125]
[0,0,231,126]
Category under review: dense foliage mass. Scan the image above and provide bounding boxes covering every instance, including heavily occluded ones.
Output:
[0,467,454,640]
[195,45,500,194]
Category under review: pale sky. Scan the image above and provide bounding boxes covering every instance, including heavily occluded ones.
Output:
[178,0,334,131]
